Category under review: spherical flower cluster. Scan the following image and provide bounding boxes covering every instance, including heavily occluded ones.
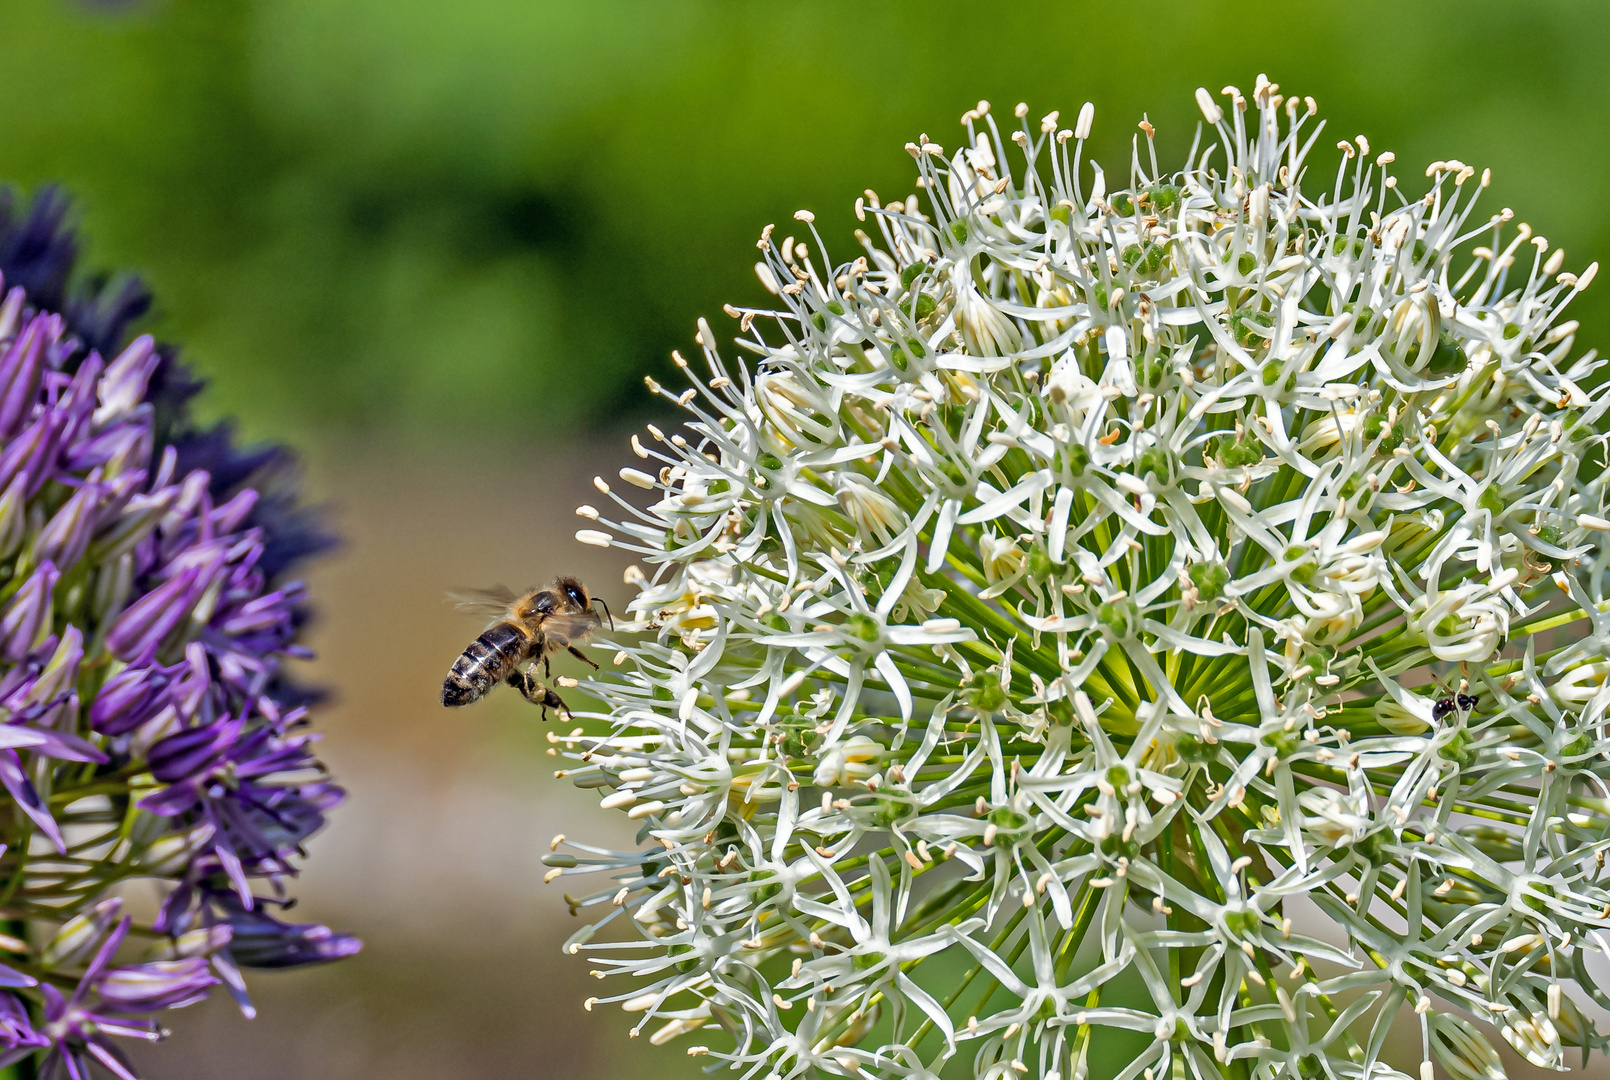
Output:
[552,78,1610,1080]
[0,190,356,1078]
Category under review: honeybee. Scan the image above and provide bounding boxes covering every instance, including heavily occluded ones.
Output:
[441,576,611,718]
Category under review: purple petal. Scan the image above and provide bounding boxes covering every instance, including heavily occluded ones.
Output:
[220,589,293,634]
[136,780,199,819]
[0,990,38,1030]
[152,874,197,936]
[85,1017,160,1042]
[0,964,35,990]
[17,725,107,765]
[0,727,46,751]
[0,749,62,853]
[83,1036,146,1080]
[208,948,255,1020]
[80,917,131,986]
[63,1050,92,1080]
[210,489,258,534]
[215,843,251,904]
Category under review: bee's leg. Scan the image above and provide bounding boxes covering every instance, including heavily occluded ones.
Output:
[506,668,572,721]
[566,645,600,671]
[505,669,538,699]
[539,686,572,722]
[545,635,571,678]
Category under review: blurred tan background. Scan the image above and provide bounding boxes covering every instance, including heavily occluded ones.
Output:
[128,438,657,1079]
[0,0,1606,1075]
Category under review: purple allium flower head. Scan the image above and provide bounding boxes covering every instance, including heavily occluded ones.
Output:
[0,187,355,1074]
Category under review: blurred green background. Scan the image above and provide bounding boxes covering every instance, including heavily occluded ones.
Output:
[1,0,1606,1077]
[9,0,1610,446]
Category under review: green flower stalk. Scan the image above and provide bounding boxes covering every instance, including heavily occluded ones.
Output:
[550,76,1610,1080]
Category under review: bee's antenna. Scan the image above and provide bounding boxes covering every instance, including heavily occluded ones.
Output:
[592,598,614,630]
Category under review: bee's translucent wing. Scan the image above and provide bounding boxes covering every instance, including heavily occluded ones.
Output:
[447,585,521,620]
[540,611,603,645]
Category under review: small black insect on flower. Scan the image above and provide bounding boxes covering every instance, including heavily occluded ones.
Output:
[1431,693,1479,722]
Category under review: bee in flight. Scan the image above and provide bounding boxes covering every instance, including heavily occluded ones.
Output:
[441,576,611,719]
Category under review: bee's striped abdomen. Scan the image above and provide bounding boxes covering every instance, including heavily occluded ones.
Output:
[442,622,531,706]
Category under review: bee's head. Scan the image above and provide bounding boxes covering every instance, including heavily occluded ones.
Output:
[557,577,589,610]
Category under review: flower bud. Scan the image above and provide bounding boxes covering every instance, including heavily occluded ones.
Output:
[146,716,243,785]
[23,625,82,707]
[221,902,363,969]
[89,660,174,735]
[95,335,158,424]
[0,318,49,440]
[33,480,104,575]
[44,897,122,968]
[106,559,212,662]
[1430,1013,1507,1080]
[0,413,64,499]
[97,957,218,1011]
[0,560,58,661]
[836,476,905,543]
[0,475,26,561]
[979,534,1024,584]
[812,735,882,787]
[153,924,232,960]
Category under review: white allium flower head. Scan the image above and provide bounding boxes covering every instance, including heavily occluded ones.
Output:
[548,75,1610,1080]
